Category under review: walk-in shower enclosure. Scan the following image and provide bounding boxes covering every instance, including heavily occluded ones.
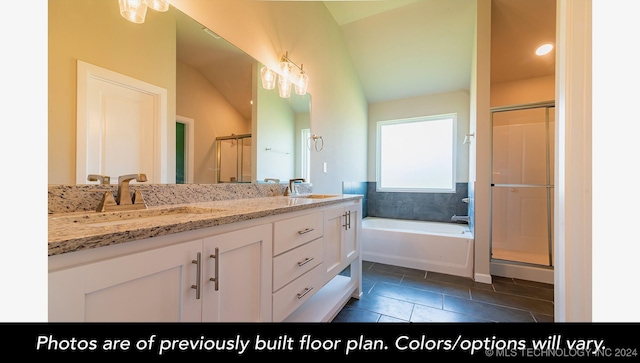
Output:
[216,134,252,183]
[490,101,555,276]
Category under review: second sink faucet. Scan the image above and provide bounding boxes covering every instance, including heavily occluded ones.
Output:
[288,178,305,196]
[117,173,148,205]
[87,174,111,184]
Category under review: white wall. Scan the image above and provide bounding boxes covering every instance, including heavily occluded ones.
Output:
[256,80,296,182]
[554,0,592,322]
[471,0,493,284]
[491,75,555,107]
[367,90,471,183]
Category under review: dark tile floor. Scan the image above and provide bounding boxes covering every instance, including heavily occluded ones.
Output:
[332,261,554,323]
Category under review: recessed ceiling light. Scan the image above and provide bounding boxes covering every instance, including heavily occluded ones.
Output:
[535,43,554,56]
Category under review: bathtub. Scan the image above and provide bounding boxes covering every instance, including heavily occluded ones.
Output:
[361,217,474,278]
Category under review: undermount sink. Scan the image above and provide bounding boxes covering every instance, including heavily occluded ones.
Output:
[51,206,225,227]
[292,194,340,199]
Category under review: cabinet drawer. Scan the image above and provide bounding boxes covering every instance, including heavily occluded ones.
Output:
[272,263,324,322]
[273,212,323,256]
[273,237,323,292]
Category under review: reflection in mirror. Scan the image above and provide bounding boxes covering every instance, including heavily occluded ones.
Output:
[50,0,310,185]
[176,6,312,184]
[256,73,311,184]
[215,133,252,183]
[175,7,311,184]
[174,7,253,184]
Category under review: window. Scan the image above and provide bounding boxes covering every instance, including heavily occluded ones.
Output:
[301,128,311,181]
[376,114,457,193]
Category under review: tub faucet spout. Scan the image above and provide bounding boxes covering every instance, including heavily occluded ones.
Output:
[451,215,469,223]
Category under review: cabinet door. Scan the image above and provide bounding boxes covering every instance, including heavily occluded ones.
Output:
[344,203,360,264]
[323,206,346,281]
[48,240,203,322]
[201,224,273,322]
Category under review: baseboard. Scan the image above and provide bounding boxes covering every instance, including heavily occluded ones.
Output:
[474,272,492,284]
[490,261,554,284]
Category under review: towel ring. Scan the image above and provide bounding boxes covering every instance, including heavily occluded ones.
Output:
[307,134,324,152]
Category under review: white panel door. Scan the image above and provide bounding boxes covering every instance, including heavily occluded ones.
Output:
[77,60,167,184]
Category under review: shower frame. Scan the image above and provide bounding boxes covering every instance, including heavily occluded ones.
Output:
[215,133,252,183]
[489,100,555,270]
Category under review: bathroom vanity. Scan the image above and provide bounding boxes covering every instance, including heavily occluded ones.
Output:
[47,189,362,323]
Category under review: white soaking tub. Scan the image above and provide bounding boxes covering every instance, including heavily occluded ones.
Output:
[361,217,474,278]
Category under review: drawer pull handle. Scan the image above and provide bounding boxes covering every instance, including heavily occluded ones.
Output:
[297,286,314,299]
[191,252,201,300]
[209,247,219,291]
[297,257,314,266]
[298,228,314,235]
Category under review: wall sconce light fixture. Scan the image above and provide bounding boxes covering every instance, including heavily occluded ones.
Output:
[119,0,169,24]
[261,51,309,98]
[463,133,475,144]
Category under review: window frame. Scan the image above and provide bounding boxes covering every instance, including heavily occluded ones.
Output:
[376,113,457,193]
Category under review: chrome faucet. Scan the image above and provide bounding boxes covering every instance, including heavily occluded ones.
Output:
[288,178,305,196]
[96,173,148,212]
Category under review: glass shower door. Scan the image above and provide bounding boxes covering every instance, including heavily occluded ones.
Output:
[216,134,252,183]
[490,104,554,267]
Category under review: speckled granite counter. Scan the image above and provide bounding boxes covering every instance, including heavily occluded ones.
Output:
[48,183,361,256]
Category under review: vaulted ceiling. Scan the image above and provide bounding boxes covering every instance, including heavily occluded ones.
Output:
[325,0,556,103]
[176,0,556,114]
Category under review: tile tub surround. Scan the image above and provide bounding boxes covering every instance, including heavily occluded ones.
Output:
[48,183,339,256]
[366,182,469,223]
[342,181,368,218]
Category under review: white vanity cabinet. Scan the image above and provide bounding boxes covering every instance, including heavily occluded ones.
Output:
[48,239,204,322]
[48,223,272,322]
[281,201,363,322]
[322,202,360,283]
[271,212,325,321]
[201,224,272,322]
[48,197,362,323]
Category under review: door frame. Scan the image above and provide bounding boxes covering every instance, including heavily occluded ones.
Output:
[76,60,168,184]
[176,115,195,183]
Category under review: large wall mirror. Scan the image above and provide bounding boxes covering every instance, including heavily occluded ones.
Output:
[49,0,310,185]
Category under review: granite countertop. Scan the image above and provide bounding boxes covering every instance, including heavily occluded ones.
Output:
[48,194,361,256]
